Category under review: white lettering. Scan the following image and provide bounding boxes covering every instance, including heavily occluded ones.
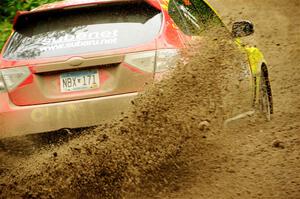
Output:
[40,37,118,52]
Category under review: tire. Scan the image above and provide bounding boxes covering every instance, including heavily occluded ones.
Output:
[259,71,272,121]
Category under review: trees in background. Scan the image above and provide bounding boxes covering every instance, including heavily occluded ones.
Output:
[0,0,59,50]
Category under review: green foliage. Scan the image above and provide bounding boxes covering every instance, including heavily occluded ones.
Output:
[0,0,60,50]
[0,19,12,50]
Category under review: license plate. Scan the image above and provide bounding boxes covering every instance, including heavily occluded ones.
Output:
[60,69,100,93]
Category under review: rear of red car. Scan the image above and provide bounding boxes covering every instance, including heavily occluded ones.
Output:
[0,0,184,137]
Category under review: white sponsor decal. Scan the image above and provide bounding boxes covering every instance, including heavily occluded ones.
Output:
[39,30,118,52]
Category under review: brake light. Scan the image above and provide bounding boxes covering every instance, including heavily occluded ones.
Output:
[124,49,180,74]
[1,67,31,91]
[155,49,179,72]
[124,51,156,73]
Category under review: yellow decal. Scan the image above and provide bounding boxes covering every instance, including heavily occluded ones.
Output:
[161,0,169,10]
[245,47,265,75]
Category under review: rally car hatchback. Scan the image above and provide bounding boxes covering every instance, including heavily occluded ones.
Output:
[0,0,185,137]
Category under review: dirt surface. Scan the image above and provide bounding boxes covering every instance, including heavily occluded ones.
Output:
[0,0,299,198]
[158,0,300,199]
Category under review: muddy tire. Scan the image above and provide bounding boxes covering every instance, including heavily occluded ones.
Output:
[259,69,272,121]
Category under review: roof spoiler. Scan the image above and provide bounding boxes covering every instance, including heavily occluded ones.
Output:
[13,11,29,30]
[12,0,161,30]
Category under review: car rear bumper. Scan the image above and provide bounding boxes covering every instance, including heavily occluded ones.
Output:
[0,92,137,138]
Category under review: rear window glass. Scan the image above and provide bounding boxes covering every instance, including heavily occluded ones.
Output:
[3,2,162,60]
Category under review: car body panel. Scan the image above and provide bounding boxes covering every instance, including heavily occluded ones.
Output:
[0,92,137,137]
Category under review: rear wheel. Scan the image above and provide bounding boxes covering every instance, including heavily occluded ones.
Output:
[259,70,272,121]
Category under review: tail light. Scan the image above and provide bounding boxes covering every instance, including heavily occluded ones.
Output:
[155,49,179,72]
[124,49,179,73]
[1,67,31,91]
[124,51,156,73]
